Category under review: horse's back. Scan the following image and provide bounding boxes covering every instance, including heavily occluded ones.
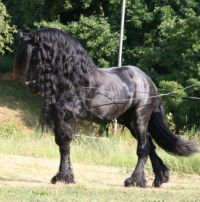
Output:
[100,65,158,96]
[88,65,158,120]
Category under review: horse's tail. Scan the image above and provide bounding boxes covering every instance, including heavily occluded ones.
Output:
[148,101,199,156]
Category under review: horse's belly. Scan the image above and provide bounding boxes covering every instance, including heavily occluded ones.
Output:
[89,98,132,120]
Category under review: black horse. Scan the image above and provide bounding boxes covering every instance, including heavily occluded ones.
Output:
[14,28,198,188]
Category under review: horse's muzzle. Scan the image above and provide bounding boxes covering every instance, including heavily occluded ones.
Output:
[25,80,40,94]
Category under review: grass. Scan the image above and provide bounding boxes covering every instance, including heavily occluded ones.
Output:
[0,184,200,202]
[0,133,200,175]
[0,155,200,202]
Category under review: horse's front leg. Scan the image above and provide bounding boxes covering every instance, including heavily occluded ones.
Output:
[51,120,75,184]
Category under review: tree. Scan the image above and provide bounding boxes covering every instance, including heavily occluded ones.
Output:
[37,15,118,67]
[0,1,16,55]
[2,0,65,30]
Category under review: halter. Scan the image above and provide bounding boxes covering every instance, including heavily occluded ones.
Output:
[24,80,36,86]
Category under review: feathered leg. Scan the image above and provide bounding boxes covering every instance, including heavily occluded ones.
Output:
[51,120,75,184]
[148,137,169,187]
[124,108,152,188]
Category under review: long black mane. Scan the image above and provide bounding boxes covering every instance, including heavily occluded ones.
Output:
[15,28,98,123]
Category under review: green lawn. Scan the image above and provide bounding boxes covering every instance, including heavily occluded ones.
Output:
[0,184,200,202]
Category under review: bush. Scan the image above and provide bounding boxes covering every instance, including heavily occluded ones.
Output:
[0,1,16,55]
[159,80,200,130]
[0,55,14,73]
[36,15,119,67]
[159,81,186,130]
[182,79,200,129]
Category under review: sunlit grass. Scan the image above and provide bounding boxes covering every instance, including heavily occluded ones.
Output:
[0,131,200,175]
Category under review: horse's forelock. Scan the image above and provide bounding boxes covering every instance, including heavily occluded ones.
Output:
[13,37,33,82]
[14,29,61,82]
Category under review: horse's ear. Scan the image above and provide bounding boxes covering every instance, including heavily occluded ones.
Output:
[18,30,41,45]
[18,30,24,38]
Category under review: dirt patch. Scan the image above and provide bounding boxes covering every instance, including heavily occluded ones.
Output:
[0,154,125,188]
[0,154,200,190]
[0,107,33,135]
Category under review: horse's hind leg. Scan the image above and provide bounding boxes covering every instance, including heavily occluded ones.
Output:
[125,127,169,187]
[124,146,148,187]
[123,108,152,188]
[148,137,169,187]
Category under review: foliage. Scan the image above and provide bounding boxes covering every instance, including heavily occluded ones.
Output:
[166,112,176,132]
[159,81,186,108]
[2,0,200,130]
[2,0,66,30]
[0,1,16,55]
[159,80,200,130]
[159,81,187,130]
[0,55,13,73]
[36,16,118,67]
[120,0,200,82]
[181,79,200,129]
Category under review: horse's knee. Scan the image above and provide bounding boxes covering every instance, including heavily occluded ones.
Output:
[54,121,73,148]
[137,140,151,158]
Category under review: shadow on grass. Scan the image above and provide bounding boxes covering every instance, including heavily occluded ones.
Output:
[0,81,41,129]
[0,176,43,184]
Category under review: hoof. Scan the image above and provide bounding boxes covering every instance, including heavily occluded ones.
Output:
[124,177,135,187]
[124,173,147,188]
[153,169,169,187]
[51,173,75,184]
